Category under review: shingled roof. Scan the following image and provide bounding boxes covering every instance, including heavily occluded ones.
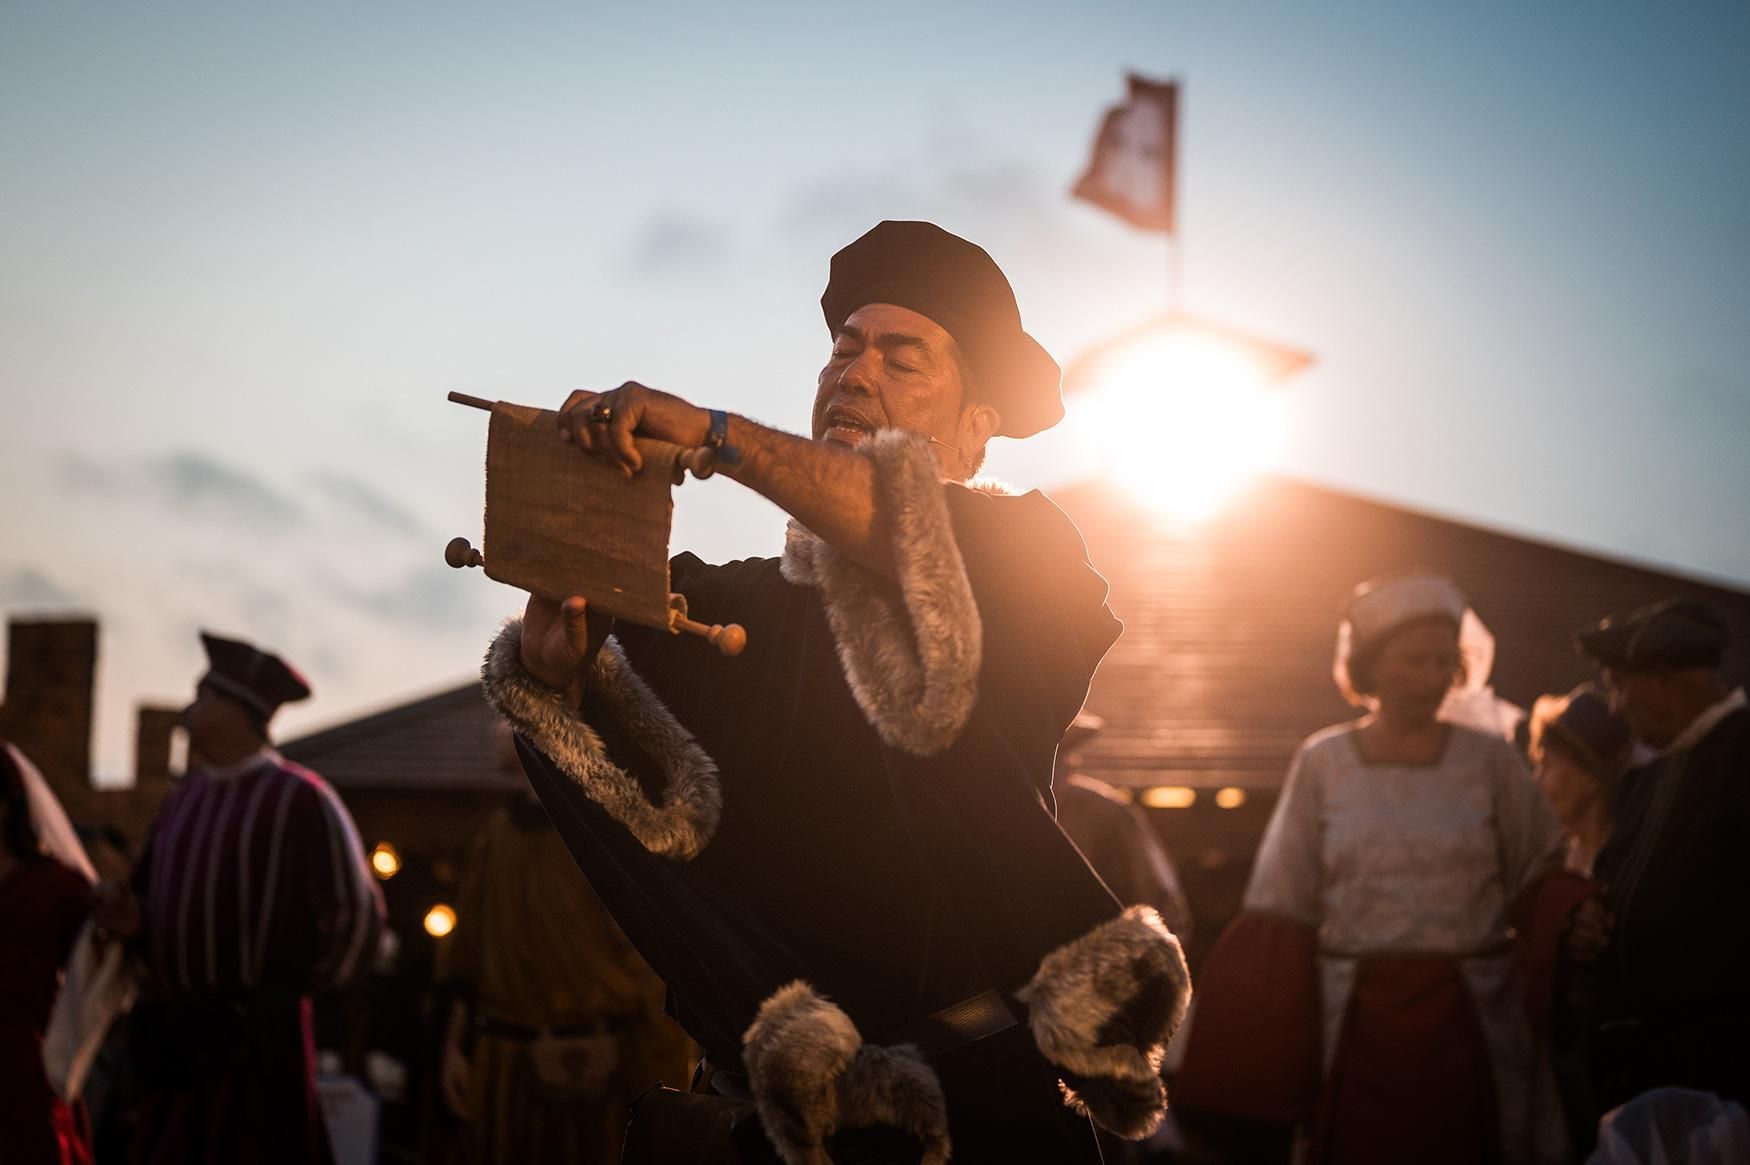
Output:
[1057,474,1750,791]
[278,475,1749,799]
[279,681,516,792]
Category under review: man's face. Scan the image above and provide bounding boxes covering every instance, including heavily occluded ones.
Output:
[181,682,254,759]
[1602,667,1683,748]
[813,303,970,458]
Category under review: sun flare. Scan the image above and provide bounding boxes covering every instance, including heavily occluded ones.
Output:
[1074,330,1288,524]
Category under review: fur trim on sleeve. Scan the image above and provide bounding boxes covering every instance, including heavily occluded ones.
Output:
[743,981,950,1165]
[481,619,720,860]
[778,429,981,757]
[1016,906,1192,1140]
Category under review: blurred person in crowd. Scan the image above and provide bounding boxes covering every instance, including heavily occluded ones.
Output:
[1523,685,1634,1157]
[0,739,97,1165]
[439,722,691,1164]
[1529,686,1632,876]
[95,632,384,1165]
[1573,599,1750,1114]
[71,823,142,1161]
[1054,711,1193,943]
[1176,574,1567,1165]
[1587,1087,1750,1165]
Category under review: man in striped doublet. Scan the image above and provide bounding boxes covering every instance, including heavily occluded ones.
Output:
[124,632,383,1165]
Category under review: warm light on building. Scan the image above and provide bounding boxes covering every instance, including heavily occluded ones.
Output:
[1138,786,1198,809]
[1214,787,1247,809]
[423,904,456,938]
[370,842,401,880]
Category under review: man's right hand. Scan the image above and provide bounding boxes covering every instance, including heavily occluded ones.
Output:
[520,593,613,691]
[1564,896,1613,963]
[92,880,140,942]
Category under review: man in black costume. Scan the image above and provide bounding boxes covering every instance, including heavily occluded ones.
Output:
[1575,598,1750,1112]
[482,221,1189,1164]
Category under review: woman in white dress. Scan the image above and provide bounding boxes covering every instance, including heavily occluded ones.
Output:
[1178,574,1567,1165]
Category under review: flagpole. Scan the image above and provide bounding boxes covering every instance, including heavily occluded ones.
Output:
[1168,233,1183,312]
[1167,76,1183,311]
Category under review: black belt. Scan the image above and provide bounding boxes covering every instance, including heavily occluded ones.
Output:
[697,989,1019,1102]
[473,1013,629,1042]
[885,989,1018,1059]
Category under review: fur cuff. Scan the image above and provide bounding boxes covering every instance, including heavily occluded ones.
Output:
[481,620,720,860]
[779,429,981,757]
[744,982,950,1165]
[1016,906,1192,1139]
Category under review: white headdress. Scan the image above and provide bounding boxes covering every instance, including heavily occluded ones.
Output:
[4,741,96,883]
[1332,574,1524,740]
[6,739,137,1103]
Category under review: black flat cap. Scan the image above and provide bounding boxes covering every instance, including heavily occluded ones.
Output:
[199,631,312,725]
[1576,598,1729,670]
[1531,684,1632,779]
[822,221,1062,438]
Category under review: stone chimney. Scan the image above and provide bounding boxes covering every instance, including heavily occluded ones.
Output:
[133,705,184,798]
[0,619,97,803]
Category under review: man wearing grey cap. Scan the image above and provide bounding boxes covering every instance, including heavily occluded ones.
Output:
[482,222,1189,1163]
[1573,599,1749,1114]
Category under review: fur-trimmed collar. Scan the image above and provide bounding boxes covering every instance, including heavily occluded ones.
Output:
[777,429,985,757]
[481,620,721,860]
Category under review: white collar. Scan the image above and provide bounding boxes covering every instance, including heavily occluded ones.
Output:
[196,748,279,781]
[1666,688,1747,755]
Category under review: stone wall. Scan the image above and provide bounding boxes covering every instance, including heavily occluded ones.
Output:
[1,617,178,848]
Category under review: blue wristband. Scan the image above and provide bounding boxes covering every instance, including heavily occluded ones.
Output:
[706,408,742,465]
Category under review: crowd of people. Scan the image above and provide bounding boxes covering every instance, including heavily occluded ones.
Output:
[1175,584,1750,1164]
[2,221,1747,1165]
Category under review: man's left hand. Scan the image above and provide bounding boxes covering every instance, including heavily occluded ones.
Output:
[558,382,711,477]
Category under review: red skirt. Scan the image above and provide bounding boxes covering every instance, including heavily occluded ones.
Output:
[1177,913,1505,1165]
[1311,956,1499,1165]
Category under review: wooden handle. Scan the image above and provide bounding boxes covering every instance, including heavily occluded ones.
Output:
[676,446,719,480]
[448,391,494,411]
[674,616,747,656]
[444,536,484,569]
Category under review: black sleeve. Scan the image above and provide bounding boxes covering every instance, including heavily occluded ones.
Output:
[943,486,1123,764]
[607,551,785,718]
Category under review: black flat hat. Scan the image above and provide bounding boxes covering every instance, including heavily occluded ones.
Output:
[199,631,312,725]
[1576,598,1729,670]
[821,221,1063,439]
[1531,684,1632,779]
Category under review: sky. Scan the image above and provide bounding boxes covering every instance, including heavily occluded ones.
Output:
[2,1,1747,781]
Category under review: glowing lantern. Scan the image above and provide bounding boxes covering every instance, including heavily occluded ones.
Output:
[1138,786,1197,810]
[370,842,401,880]
[423,904,456,938]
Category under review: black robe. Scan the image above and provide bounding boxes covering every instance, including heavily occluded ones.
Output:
[1590,701,1750,1109]
[513,483,1125,1158]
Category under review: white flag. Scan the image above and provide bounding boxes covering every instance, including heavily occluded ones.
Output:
[1073,75,1178,233]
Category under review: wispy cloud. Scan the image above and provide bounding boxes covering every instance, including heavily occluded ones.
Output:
[58,449,303,531]
[147,452,302,527]
[622,213,733,276]
[324,565,493,632]
[780,138,1059,241]
[311,470,428,539]
[0,566,90,611]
